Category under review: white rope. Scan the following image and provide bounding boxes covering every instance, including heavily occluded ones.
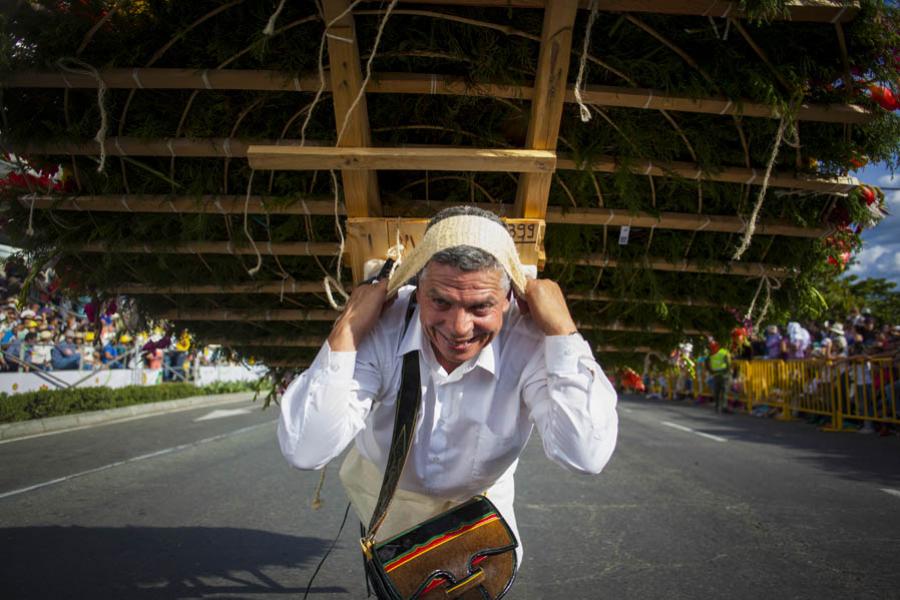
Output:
[732,117,787,260]
[335,0,400,145]
[573,0,599,123]
[131,68,144,89]
[24,194,36,236]
[243,170,263,276]
[324,169,350,310]
[201,70,212,90]
[262,0,288,36]
[325,32,354,44]
[56,58,108,174]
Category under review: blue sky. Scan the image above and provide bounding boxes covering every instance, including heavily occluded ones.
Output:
[845,163,900,286]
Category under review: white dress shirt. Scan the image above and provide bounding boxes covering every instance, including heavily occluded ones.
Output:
[278,286,618,548]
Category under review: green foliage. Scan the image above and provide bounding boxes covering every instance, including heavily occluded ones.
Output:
[0,379,266,424]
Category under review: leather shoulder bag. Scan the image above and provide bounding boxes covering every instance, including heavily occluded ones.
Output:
[360,294,518,600]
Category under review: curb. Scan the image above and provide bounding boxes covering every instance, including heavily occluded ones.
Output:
[0,391,259,442]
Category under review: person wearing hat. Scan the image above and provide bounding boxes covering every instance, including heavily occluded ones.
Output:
[824,322,849,359]
[278,206,618,565]
[80,331,96,370]
[101,334,121,369]
[707,339,732,414]
[31,329,54,370]
[51,329,80,370]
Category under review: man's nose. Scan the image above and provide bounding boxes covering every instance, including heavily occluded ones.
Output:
[449,307,472,338]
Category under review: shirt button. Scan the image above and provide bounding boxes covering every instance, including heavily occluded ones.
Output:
[431,456,439,463]
[329,362,340,372]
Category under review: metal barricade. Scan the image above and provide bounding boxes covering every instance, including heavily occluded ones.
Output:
[733,357,899,430]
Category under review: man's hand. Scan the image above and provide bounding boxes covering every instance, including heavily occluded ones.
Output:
[327,279,389,352]
[519,279,578,337]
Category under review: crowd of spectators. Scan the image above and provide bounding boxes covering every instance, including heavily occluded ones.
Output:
[0,258,219,379]
[735,307,900,361]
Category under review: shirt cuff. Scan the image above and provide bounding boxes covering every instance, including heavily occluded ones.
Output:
[318,340,358,378]
[544,333,591,376]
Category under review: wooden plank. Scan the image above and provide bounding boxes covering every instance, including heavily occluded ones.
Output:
[15,195,832,238]
[567,291,718,307]
[3,69,872,124]
[383,0,859,22]
[559,254,795,278]
[595,345,655,353]
[159,308,340,321]
[247,146,557,172]
[9,138,857,192]
[556,154,858,193]
[322,0,380,218]
[206,336,324,348]
[345,217,546,282]
[113,281,323,294]
[515,0,579,219]
[75,241,340,256]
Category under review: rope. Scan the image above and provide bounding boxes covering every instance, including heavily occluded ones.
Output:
[732,117,787,261]
[323,170,350,310]
[242,170,263,276]
[24,193,36,236]
[262,0,289,36]
[56,58,108,173]
[334,0,399,145]
[301,502,352,600]
[573,0,599,123]
[311,465,327,510]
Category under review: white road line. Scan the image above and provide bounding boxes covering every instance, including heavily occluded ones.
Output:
[661,421,727,443]
[0,421,274,501]
[881,488,900,499]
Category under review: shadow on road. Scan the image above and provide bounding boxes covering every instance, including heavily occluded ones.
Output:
[0,525,347,599]
[622,394,900,486]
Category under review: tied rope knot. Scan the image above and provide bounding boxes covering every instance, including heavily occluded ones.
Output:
[56,58,108,174]
[573,0,600,123]
[743,275,782,333]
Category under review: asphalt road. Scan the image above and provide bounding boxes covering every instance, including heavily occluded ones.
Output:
[1,394,899,599]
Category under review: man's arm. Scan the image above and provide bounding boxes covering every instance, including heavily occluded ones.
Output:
[519,280,619,475]
[277,280,389,470]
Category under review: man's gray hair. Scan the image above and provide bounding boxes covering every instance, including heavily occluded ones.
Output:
[417,206,511,292]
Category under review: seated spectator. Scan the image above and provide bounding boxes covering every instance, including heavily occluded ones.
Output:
[32,329,54,370]
[101,335,120,368]
[765,325,783,359]
[80,331,96,370]
[51,330,80,370]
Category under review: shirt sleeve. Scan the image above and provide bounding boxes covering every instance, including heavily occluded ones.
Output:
[522,333,618,475]
[277,333,384,471]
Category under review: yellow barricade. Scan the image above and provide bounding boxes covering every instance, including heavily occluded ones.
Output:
[733,357,899,430]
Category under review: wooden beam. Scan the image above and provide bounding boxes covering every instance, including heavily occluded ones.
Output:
[322,0,381,218]
[579,322,709,335]
[7,138,857,192]
[159,308,340,321]
[595,345,656,353]
[567,291,718,307]
[2,69,872,124]
[556,154,858,193]
[559,254,795,278]
[113,281,323,294]
[207,336,324,348]
[380,1,859,23]
[247,146,557,172]
[18,195,833,238]
[263,359,312,368]
[515,0,579,219]
[74,241,339,256]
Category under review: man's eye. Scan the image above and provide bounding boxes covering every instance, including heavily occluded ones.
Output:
[434,299,450,308]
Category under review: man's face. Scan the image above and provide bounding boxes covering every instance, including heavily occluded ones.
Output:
[417,262,510,373]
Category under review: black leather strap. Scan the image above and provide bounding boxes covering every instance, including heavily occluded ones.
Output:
[367,293,421,536]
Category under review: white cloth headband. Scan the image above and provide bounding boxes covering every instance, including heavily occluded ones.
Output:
[386,215,527,297]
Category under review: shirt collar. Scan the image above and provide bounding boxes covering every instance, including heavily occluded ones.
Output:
[396,305,498,379]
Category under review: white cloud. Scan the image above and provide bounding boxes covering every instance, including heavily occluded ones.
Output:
[847,244,889,276]
[876,172,897,187]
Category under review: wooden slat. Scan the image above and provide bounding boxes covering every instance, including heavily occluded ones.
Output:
[160,308,340,321]
[556,154,858,193]
[567,291,718,307]
[248,146,557,172]
[323,0,381,218]
[595,345,656,353]
[207,336,324,348]
[16,194,832,238]
[579,321,709,335]
[2,69,872,124]
[559,254,795,278]
[75,241,340,256]
[7,138,857,192]
[385,0,859,22]
[113,281,323,294]
[515,0,579,219]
